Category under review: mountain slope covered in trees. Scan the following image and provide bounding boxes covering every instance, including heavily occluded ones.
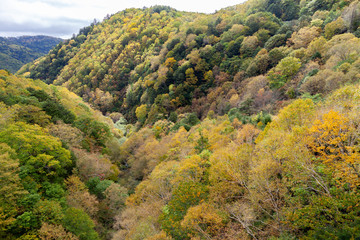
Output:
[0,36,62,73]
[19,0,360,125]
[0,70,128,239]
[9,0,360,239]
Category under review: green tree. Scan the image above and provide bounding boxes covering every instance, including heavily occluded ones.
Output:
[268,57,301,89]
[34,200,64,225]
[42,99,76,124]
[160,181,208,240]
[86,177,113,199]
[195,131,210,154]
[0,144,28,237]
[62,208,99,240]
[245,12,281,35]
[135,104,148,124]
[0,122,73,183]
[74,117,111,148]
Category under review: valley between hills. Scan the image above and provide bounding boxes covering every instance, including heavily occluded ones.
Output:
[1,0,360,239]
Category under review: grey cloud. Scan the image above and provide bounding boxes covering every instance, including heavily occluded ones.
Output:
[0,17,90,37]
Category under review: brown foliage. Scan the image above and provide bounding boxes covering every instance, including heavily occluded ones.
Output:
[73,148,119,181]
[48,123,84,148]
[301,69,345,95]
[288,26,321,49]
[39,223,79,240]
[65,176,99,217]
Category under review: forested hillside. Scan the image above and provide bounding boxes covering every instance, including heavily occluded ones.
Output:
[8,0,360,239]
[19,0,360,125]
[0,70,128,239]
[0,36,62,73]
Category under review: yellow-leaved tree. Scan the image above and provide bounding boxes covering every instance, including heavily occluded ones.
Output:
[308,110,360,187]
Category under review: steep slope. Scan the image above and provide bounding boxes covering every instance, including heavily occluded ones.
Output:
[20,6,202,121]
[0,35,62,73]
[0,70,126,239]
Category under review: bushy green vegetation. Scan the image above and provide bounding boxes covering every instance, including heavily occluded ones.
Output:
[0,70,125,239]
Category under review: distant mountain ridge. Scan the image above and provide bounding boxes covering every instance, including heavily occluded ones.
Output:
[0,35,63,73]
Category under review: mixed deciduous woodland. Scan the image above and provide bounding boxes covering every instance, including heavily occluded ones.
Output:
[1,0,360,239]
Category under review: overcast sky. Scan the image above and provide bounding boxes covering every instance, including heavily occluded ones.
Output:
[0,0,245,39]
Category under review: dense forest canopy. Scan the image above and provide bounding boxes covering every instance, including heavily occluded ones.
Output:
[19,0,360,125]
[0,0,359,239]
[0,69,127,239]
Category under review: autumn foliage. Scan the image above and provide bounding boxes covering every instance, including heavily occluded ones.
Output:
[4,0,360,239]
